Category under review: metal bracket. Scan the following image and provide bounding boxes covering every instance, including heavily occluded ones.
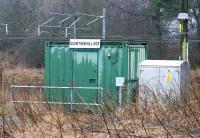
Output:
[0,23,8,35]
[37,10,105,38]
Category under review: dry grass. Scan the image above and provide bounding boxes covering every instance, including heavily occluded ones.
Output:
[0,51,21,69]
[0,67,199,138]
[4,66,43,86]
[191,68,200,84]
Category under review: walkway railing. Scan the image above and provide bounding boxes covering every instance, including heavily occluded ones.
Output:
[10,85,103,111]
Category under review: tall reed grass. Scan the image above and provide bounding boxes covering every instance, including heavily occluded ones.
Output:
[0,68,199,137]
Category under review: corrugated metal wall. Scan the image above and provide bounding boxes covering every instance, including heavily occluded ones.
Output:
[129,44,147,81]
[126,44,147,103]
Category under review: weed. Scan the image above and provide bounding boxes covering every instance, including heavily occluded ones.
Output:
[0,67,199,137]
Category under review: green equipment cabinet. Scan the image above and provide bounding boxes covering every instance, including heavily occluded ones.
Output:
[45,40,147,110]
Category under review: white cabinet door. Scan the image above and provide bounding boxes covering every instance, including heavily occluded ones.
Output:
[159,67,180,101]
[139,67,160,104]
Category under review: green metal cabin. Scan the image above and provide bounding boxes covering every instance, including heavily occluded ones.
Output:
[45,40,147,110]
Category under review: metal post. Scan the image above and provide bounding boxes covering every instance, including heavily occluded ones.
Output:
[98,88,103,104]
[65,27,68,38]
[70,88,73,112]
[38,26,40,36]
[5,25,8,35]
[73,15,77,39]
[186,42,189,61]
[102,8,106,40]
[119,87,122,107]
[179,0,188,61]
[185,0,189,61]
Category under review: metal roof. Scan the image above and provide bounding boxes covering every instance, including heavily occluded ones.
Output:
[139,60,185,67]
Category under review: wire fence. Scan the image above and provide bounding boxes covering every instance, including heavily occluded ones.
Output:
[0,36,199,68]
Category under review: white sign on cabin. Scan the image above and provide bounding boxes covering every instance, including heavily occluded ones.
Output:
[69,39,101,48]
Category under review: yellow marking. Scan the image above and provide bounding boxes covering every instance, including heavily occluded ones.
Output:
[165,71,172,82]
